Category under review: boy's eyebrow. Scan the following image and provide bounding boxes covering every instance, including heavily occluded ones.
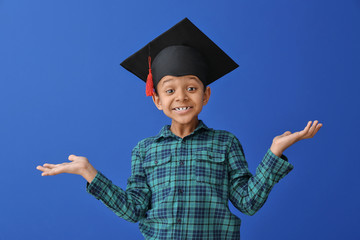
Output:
[162,78,174,86]
[161,76,200,87]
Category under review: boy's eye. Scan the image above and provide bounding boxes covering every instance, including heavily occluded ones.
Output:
[187,87,196,91]
[166,89,174,94]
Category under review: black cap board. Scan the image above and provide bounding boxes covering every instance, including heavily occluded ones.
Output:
[120,18,239,95]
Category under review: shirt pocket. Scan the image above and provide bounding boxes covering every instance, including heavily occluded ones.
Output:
[195,151,226,185]
[143,154,172,189]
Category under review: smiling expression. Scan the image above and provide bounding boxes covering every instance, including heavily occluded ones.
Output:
[152,75,211,128]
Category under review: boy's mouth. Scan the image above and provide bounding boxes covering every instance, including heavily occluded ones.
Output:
[173,106,192,112]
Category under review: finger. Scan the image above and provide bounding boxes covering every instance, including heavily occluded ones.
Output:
[37,166,54,176]
[43,169,57,176]
[307,120,318,137]
[284,131,303,144]
[42,170,55,176]
[283,131,292,136]
[36,165,47,172]
[302,121,323,139]
[68,154,77,161]
[311,122,323,136]
[297,121,311,138]
[37,165,58,171]
[309,120,323,137]
[41,166,65,176]
[41,170,52,176]
[304,121,312,132]
[43,163,57,169]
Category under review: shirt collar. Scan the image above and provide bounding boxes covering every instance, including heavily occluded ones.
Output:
[154,120,210,141]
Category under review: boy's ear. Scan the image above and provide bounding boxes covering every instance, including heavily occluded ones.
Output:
[202,86,211,106]
[152,93,163,110]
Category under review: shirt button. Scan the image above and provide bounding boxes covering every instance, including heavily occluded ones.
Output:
[154,160,158,164]
[180,160,184,165]
[177,218,181,223]
[178,188,184,194]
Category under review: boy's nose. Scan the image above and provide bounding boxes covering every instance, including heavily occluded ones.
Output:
[175,89,188,101]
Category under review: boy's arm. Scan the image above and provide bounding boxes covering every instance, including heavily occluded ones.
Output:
[228,136,293,216]
[86,143,151,223]
[36,145,151,223]
[228,120,321,216]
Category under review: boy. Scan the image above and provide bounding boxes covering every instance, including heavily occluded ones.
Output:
[36,18,322,239]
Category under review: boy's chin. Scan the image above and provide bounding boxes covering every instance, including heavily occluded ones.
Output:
[170,116,199,126]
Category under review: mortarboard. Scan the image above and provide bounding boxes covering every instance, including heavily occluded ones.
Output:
[120,18,239,96]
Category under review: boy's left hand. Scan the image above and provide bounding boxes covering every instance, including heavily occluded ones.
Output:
[270,120,322,157]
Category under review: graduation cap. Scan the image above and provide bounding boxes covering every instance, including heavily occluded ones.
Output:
[120,18,239,96]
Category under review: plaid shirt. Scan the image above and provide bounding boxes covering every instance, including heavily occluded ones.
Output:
[87,120,294,239]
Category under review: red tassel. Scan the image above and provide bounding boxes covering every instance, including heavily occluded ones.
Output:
[146,56,154,96]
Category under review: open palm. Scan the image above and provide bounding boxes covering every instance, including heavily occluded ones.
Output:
[271,120,322,156]
[36,154,89,176]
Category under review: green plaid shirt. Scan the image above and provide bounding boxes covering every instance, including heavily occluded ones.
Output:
[87,120,294,239]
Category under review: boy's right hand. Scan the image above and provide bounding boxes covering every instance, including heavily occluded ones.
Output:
[36,154,98,183]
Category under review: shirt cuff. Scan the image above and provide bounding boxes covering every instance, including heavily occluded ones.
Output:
[258,149,294,183]
[86,171,112,200]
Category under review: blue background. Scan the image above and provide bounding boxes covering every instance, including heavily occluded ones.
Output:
[1,0,359,239]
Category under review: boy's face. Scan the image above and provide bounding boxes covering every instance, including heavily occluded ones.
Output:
[152,75,211,127]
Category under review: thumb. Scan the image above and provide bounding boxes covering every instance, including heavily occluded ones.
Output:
[68,154,78,161]
[283,131,292,136]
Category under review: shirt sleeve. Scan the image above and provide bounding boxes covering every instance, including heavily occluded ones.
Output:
[86,142,151,223]
[228,136,294,216]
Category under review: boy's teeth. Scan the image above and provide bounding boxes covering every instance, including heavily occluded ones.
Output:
[175,107,189,111]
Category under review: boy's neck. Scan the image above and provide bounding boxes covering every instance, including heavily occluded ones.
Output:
[170,118,199,139]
